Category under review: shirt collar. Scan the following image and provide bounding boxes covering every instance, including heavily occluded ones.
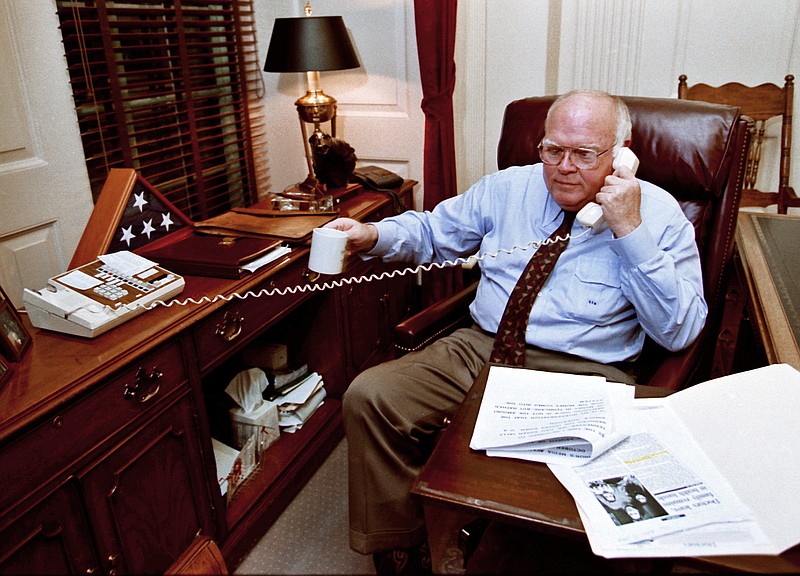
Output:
[543,194,567,226]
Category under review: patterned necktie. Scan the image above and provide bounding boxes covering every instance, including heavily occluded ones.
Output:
[489,211,576,366]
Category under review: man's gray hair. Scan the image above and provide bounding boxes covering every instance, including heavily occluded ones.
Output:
[546,90,632,154]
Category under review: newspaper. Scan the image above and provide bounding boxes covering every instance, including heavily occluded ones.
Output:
[470,367,634,465]
[548,364,800,558]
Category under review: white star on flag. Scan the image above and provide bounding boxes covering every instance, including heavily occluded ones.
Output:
[161,212,174,231]
[120,225,136,246]
[132,191,148,212]
[142,219,155,239]
[109,178,190,254]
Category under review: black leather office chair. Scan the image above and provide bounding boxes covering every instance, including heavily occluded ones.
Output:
[394,95,751,391]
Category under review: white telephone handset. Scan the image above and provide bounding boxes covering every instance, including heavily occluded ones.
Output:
[576,147,640,228]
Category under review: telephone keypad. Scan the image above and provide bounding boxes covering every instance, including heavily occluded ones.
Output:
[93,283,128,302]
[96,264,155,295]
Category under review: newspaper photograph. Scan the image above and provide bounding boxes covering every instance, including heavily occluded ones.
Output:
[548,403,763,549]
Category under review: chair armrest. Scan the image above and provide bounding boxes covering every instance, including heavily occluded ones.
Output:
[636,329,710,391]
[394,283,478,354]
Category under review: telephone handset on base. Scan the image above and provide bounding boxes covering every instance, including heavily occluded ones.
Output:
[576,147,640,228]
[23,251,185,338]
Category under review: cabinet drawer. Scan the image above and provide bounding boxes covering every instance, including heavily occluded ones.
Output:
[193,258,311,373]
[0,341,187,511]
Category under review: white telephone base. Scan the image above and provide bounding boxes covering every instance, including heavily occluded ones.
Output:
[24,251,185,338]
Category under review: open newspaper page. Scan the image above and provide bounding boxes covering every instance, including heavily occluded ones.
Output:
[548,402,772,557]
[470,366,634,465]
[651,364,800,556]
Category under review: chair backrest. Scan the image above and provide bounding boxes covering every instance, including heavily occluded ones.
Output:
[678,74,795,213]
[496,95,751,389]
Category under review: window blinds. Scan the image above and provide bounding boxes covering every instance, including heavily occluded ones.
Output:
[55,0,267,220]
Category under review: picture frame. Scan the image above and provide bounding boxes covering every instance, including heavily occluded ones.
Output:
[0,284,31,362]
[0,355,10,388]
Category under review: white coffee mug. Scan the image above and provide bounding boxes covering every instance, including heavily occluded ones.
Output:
[308,227,348,275]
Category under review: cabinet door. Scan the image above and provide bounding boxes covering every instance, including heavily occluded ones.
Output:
[0,482,98,575]
[80,393,214,575]
[338,258,392,380]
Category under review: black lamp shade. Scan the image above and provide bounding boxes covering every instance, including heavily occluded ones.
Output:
[264,16,360,73]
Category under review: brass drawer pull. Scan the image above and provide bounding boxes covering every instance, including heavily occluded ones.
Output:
[215,310,244,342]
[302,268,320,283]
[123,367,162,403]
[107,553,119,575]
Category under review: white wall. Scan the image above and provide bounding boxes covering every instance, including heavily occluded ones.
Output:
[457,0,800,200]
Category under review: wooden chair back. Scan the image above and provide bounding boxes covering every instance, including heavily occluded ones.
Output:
[678,74,796,213]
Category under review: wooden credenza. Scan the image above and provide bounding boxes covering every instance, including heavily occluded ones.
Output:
[0,183,416,574]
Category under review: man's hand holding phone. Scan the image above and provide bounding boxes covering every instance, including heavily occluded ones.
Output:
[577,147,641,237]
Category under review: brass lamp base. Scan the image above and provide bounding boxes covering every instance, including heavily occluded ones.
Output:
[297,174,327,195]
[294,71,340,195]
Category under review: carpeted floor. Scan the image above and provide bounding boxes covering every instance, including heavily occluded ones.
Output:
[234,438,375,575]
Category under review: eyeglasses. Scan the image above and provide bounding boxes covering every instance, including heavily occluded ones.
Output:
[537,142,611,170]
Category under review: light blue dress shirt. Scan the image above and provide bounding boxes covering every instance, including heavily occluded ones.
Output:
[369,163,707,363]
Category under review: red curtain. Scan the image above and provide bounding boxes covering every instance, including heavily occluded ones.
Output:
[414,0,463,303]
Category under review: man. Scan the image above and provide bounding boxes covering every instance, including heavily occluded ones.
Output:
[325,90,707,574]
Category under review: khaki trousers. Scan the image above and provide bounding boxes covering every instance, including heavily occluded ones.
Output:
[342,326,635,555]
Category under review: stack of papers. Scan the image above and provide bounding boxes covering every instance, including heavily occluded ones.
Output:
[212,436,261,499]
[470,367,634,465]
[241,244,292,274]
[272,371,326,432]
[212,438,238,496]
[549,363,800,558]
[473,364,800,559]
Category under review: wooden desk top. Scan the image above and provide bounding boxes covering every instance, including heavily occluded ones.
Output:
[736,212,800,370]
[411,363,800,573]
[411,364,669,537]
[0,184,415,442]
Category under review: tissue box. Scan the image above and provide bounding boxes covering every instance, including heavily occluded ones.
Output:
[230,400,280,450]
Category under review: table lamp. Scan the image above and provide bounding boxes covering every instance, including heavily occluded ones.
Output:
[264,8,360,201]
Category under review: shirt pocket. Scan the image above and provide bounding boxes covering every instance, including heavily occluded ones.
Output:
[566,258,627,325]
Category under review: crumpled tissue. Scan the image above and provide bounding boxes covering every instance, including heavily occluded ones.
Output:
[225,367,268,412]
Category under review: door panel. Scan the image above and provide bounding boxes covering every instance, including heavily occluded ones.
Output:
[0,1,93,307]
[80,394,214,575]
[0,482,98,575]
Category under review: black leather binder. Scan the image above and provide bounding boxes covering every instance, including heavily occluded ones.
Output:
[136,228,284,279]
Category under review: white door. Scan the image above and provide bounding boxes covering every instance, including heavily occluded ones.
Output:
[0,0,94,308]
